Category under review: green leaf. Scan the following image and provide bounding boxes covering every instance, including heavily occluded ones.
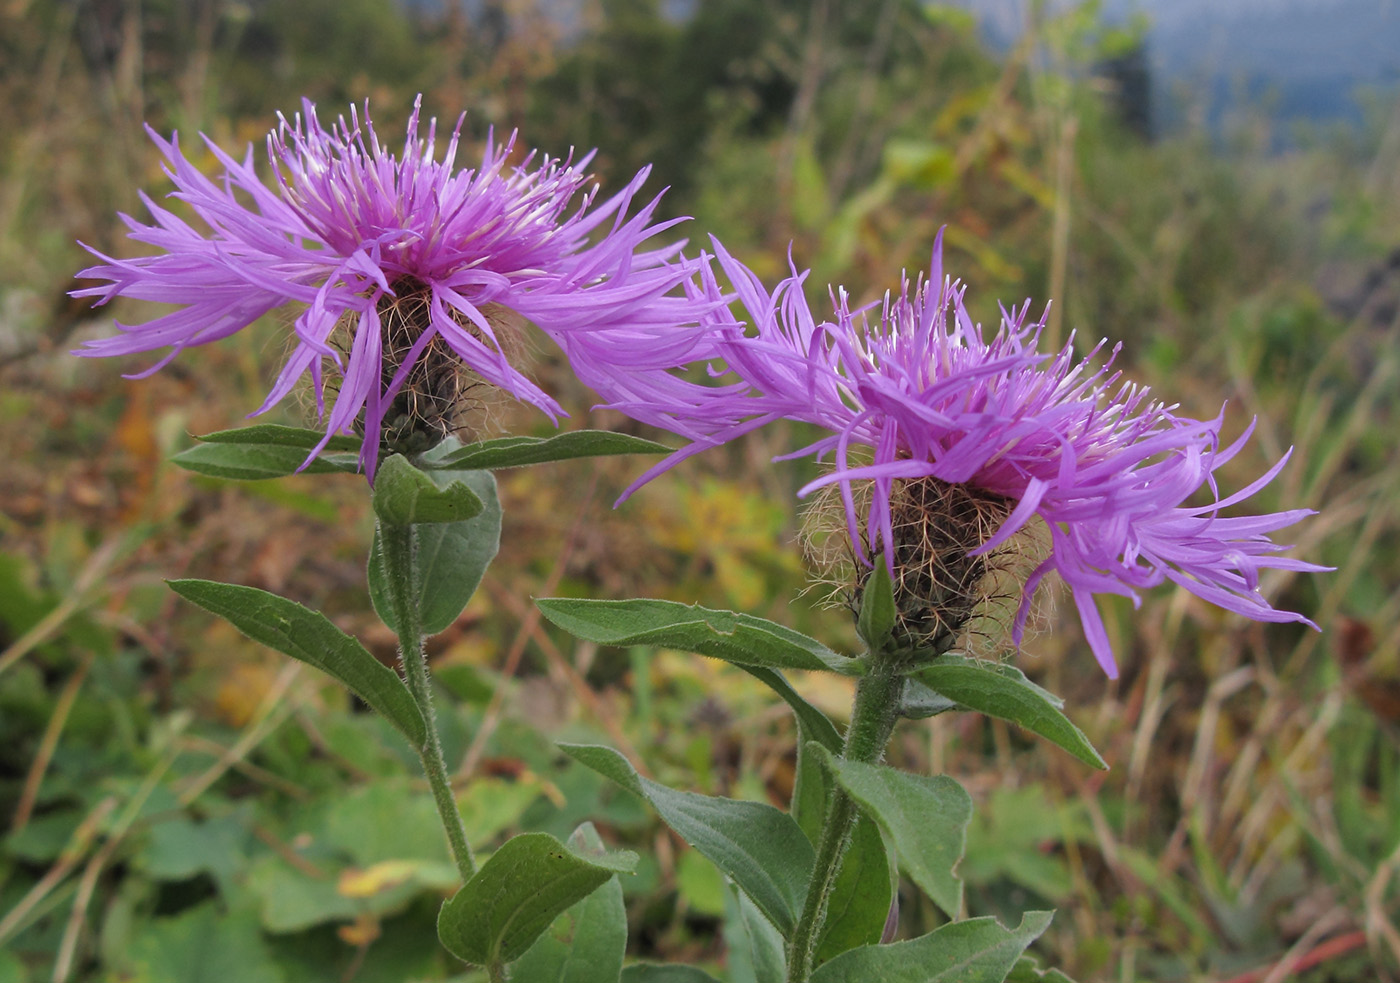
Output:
[738,667,842,846]
[621,966,724,983]
[512,823,629,983]
[1007,955,1079,983]
[119,902,285,983]
[898,678,958,719]
[371,454,484,525]
[856,556,896,651]
[562,743,813,937]
[817,813,894,963]
[814,747,972,919]
[167,579,426,747]
[368,469,501,635]
[170,441,351,480]
[437,831,637,967]
[424,430,671,470]
[913,657,1107,769]
[537,598,862,676]
[809,911,1054,983]
[194,424,361,452]
[724,884,786,983]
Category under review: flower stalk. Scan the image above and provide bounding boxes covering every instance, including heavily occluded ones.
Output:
[785,663,904,983]
[379,520,476,883]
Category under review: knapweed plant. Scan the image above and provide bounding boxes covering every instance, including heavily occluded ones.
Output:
[74,97,1325,983]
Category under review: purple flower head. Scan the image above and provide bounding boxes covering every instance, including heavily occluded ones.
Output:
[633,234,1326,677]
[73,95,717,474]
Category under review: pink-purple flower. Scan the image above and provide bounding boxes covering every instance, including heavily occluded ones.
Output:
[622,234,1325,677]
[73,95,716,475]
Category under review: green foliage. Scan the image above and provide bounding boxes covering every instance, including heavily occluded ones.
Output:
[422,431,672,471]
[166,578,427,746]
[537,598,862,676]
[562,743,814,938]
[170,441,358,480]
[913,658,1106,770]
[814,747,973,920]
[368,469,501,635]
[371,455,485,526]
[808,912,1053,983]
[436,830,637,967]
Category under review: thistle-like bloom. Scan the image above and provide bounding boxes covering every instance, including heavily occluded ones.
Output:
[73,96,716,474]
[630,235,1325,677]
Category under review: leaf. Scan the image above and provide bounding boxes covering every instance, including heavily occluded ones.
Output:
[814,747,972,919]
[738,667,842,846]
[437,831,637,967]
[512,823,629,983]
[816,813,894,963]
[537,598,862,676]
[856,556,896,651]
[913,657,1106,769]
[724,884,787,983]
[193,424,361,452]
[119,902,285,983]
[424,430,671,470]
[621,966,724,983]
[368,469,501,635]
[371,454,484,525]
[167,579,425,747]
[562,743,813,937]
[898,678,958,719]
[1007,955,1079,983]
[170,441,350,480]
[809,911,1054,983]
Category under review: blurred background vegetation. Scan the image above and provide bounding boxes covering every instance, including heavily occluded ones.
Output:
[1,0,1397,980]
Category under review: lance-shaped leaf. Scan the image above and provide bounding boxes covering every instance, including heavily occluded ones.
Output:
[1007,955,1079,983]
[898,677,957,719]
[913,657,1106,770]
[814,746,972,919]
[724,883,786,983]
[737,667,841,844]
[537,599,862,676]
[511,823,629,983]
[192,424,362,452]
[166,579,425,747]
[368,470,501,636]
[171,441,357,480]
[437,832,637,967]
[817,813,894,963]
[422,430,671,471]
[371,454,484,525]
[561,743,813,937]
[809,911,1054,983]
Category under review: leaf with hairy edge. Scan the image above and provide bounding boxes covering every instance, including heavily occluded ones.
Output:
[167,579,425,747]
[1007,955,1079,983]
[738,667,842,846]
[913,657,1106,770]
[561,743,813,937]
[537,599,862,676]
[724,884,786,983]
[171,442,354,480]
[371,454,484,525]
[816,813,894,963]
[898,677,957,719]
[423,430,671,471]
[814,747,972,919]
[368,469,501,636]
[436,832,637,967]
[511,824,628,983]
[809,912,1054,983]
[193,424,362,452]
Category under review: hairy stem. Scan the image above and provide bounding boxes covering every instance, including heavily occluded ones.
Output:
[786,667,903,983]
[379,520,476,882]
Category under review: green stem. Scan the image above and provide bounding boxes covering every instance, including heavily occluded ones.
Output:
[380,520,476,883]
[786,667,904,983]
